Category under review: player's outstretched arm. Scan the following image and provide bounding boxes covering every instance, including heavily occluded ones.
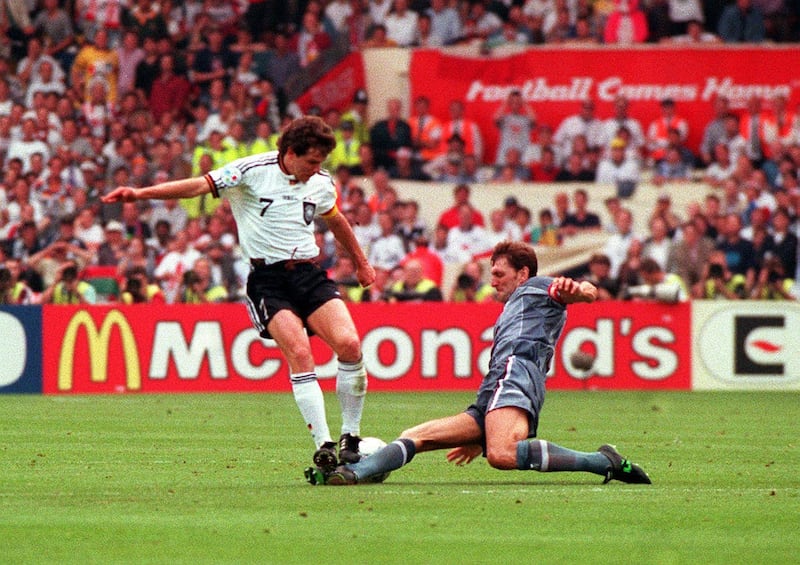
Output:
[325,211,376,288]
[102,177,211,204]
[550,276,598,304]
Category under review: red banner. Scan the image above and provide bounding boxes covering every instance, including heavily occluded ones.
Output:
[42,302,690,394]
[295,52,366,114]
[409,48,800,163]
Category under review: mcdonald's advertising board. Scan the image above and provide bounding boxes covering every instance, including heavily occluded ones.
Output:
[0,306,42,393]
[40,302,691,394]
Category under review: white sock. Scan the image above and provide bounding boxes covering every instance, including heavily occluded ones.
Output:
[337,358,368,436]
[290,372,331,448]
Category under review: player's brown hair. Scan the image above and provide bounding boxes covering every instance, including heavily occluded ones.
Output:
[278,115,337,157]
[491,241,538,277]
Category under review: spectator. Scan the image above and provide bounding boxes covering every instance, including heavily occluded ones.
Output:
[700,95,735,165]
[6,118,50,174]
[652,147,692,185]
[385,258,443,302]
[409,95,443,164]
[179,257,228,303]
[148,53,192,124]
[394,199,427,252]
[369,98,413,171]
[717,0,766,42]
[595,137,640,188]
[328,120,362,173]
[40,262,97,304]
[463,0,504,41]
[71,29,119,104]
[668,18,721,43]
[427,0,463,44]
[604,0,649,43]
[553,99,604,161]
[266,31,301,96]
[33,0,75,74]
[601,95,645,157]
[438,100,484,164]
[493,89,536,165]
[560,188,601,237]
[366,168,398,215]
[530,208,560,246]
[771,207,797,278]
[555,152,595,182]
[486,207,522,246]
[120,264,164,303]
[399,231,444,286]
[368,0,393,26]
[342,89,370,146]
[384,0,420,46]
[603,207,639,278]
[437,184,485,230]
[582,252,620,300]
[360,22,399,47]
[190,26,236,97]
[629,257,688,302]
[367,211,406,272]
[716,212,757,291]
[389,146,431,181]
[693,249,747,299]
[750,255,796,300]
[646,98,689,163]
[445,203,493,263]
[666,220,715,288]
[121,0,169,39]
[448,260,494,302]
[0,258,34,304]
[17,35,66,89]
[529,146,561,181]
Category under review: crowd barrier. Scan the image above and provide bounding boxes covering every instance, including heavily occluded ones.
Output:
[2,301,797,394]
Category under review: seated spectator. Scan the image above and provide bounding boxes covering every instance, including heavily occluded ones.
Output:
[595,137,641,190]
[445,203,493,263]
[437,184,485,230]
[394,199,427,252]
[750,256,796,300]
[485,208,522,246]
[179,257,228,303]
[389,147,431,181]
[668,19,721,43]
[555,152,595,182]
[626,257,688,302]
[703,142,736,188]
[717,0,765,43]
[530,209,560,246]
[666,221,715,288]
[385,258,443,302]
[384,0,420,46]
[120,265,164,304]
[560,188,602,237]
[328,120,362,173]
[93,218,129,262]
[693,249,747,299]
[367,211,406,272]
[448,261,494,303]
[360,23,399,48]
[40,263,97,304]
[529,146,561,181]
[581,253,620,300]
[652,147,692,185]
[399,231,444,286]
[0,259,35,304]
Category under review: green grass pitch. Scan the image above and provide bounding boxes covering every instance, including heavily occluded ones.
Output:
[1,391,797,564]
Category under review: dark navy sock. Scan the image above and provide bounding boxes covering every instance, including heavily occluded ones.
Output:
[348,438,416,480]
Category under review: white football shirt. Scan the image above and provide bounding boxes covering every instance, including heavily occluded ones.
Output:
[205,151,338,264]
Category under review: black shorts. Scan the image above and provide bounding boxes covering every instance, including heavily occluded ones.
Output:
[244,261,341,339]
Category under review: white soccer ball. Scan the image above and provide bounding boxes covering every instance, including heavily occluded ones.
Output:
[358,436,388,458]
[358,437,391,483]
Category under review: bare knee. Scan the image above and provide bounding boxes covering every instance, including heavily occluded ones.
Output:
[283,344,315,372]
[331,332,361,363]
[485,445,518,470]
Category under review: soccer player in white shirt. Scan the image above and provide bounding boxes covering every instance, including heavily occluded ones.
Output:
[102,116,376,469]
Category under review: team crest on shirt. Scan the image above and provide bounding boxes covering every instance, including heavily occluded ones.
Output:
[218,165,243,188]
[302,200,316,225]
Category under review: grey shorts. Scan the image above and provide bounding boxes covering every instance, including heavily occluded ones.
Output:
[465,355,545,441]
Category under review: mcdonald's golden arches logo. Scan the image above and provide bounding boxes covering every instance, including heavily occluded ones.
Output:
[58,310,142,391]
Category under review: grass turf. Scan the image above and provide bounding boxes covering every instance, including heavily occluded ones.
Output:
[1,391,797,564]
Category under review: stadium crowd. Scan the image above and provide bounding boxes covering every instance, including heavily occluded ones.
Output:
[1,0,800,306]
